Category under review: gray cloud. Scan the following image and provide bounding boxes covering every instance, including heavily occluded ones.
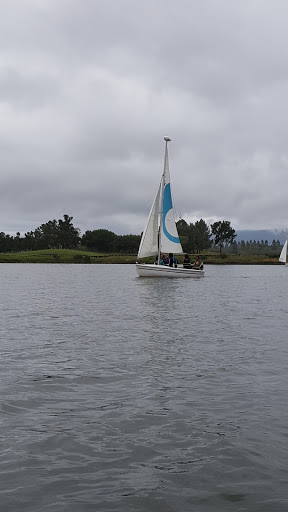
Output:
[1,0,288,237]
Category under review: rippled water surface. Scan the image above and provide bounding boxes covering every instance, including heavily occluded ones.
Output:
[0,263,288,511]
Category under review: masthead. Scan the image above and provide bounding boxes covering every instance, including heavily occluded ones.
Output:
[164,136,171,142]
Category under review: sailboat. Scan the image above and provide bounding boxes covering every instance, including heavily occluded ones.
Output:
[279,239,288,265]
[136,137,204,278]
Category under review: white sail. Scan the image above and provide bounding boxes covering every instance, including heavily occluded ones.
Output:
[137,138,183,259]
[159,143,183,255]
[279,239,287,263]
[137,183,161,258]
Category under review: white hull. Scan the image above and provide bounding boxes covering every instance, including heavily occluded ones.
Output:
[136,263,204,278]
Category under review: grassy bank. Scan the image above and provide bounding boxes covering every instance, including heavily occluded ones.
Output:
[0,249,137,264]
[202,253,279,265]
[0,249,282,264]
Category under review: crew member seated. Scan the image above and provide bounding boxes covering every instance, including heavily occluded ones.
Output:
[169,253,178,268]
[183,254,192,268]
[192,255,204,270]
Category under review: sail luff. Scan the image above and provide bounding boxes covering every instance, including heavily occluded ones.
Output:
[137,183,161,258]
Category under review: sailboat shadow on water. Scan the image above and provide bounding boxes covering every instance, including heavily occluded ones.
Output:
[136,137,204,278]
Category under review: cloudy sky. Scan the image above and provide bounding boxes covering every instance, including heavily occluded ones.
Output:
[1,0,288,236]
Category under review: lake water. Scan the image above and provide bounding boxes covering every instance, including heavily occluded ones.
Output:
[0,263,288,511]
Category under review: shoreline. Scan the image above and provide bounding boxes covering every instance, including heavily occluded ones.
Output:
[0,249,282,265]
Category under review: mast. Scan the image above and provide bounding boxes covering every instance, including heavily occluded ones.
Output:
[157,136,171,264]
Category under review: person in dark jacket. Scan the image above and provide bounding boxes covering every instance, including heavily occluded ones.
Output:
[169,253,178,268]
[183,254,192,268]
[162,254,169,265]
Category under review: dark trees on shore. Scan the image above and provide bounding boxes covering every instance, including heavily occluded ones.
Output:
[210,220,237,254]
[0,215,80,253]
[177,218,212,253]
[81,229,141,253]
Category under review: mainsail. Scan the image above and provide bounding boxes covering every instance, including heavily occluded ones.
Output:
[279,239,287,263]
[137,138,183,259]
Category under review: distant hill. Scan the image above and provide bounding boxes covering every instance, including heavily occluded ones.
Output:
[236,230,287,244]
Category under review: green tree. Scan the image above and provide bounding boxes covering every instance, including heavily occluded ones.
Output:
[82,229,116,252]
[231,240,238,254]
[12,232,22,252]
[24,214,80,250]
[24,231,38,251]
[114,234,141,253]
[57,214,80,248]
[0,232,13,253]
[38,219,59,248]
[211,220,236,254]
[176,219,194,253]
[271,239,280,252]
[192,219,211,253]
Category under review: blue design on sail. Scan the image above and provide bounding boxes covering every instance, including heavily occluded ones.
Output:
[162,184,180,243]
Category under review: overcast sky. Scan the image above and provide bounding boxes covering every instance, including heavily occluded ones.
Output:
[1,0,288,236]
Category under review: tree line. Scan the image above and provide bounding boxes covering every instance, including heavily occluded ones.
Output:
[176,219,282,254]
[176,218,236,254]
[0,214,282,254]
[0,215,141,254]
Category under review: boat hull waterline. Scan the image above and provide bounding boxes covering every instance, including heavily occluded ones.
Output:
[136,263,204,278]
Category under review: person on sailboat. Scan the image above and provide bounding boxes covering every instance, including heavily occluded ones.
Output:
[154,255,165,265]
[183,254,192,268]
[192,255,204,270]
[162,254,169,265]
[169,253,178,268]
